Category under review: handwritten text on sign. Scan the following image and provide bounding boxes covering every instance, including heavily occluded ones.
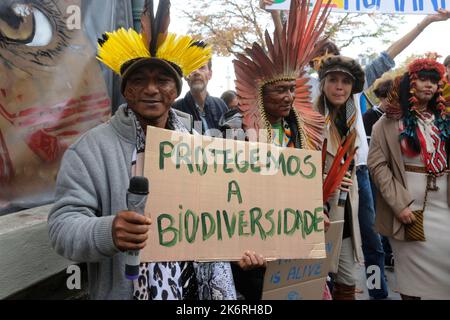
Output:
[262,221,344,300]
[267,0,449,14]
[141,127,325,262]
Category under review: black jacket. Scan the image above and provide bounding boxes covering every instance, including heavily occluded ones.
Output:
[172,91,229,133]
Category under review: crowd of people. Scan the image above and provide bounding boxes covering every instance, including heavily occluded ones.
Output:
[47,0,450,300]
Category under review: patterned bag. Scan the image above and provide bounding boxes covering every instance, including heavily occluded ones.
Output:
[405,209,426,241]
[404,176,432,242]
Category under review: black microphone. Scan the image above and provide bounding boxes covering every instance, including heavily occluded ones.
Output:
[337,160,355,207]
[125,176,149,280]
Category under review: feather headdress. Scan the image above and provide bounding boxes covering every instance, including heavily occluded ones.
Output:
[408,58,447,116]
[233,0,332,150]
[97,0,212,94]
[385,58,447,120]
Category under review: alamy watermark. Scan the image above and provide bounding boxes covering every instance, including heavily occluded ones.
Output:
[66,265,81,290]
[66,5,81,30]
[366,265,382,290]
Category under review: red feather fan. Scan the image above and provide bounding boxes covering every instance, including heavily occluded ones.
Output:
[322,131,357,202]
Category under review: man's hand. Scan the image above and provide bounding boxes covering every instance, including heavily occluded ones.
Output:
[112,211,152,251]
[259,0,274,10]
[423,8,450,24]
[397,207,417,225]
[238,251,267,271]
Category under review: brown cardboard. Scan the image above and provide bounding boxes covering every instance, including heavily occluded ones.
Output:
[262,277,327,300]
[141,127,326,262]
[262,221,343,294]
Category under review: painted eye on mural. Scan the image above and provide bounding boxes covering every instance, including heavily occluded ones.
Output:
[0,0,71,70]
[0,2,52,47]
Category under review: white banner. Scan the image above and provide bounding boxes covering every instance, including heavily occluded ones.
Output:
[267,0,449,15]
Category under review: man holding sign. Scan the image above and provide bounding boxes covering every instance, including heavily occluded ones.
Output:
[48,0,236,300]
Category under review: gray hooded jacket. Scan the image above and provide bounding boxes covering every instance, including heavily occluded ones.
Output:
[49,105,143,299]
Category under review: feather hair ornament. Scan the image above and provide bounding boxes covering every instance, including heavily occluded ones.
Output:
[233,0,332,150]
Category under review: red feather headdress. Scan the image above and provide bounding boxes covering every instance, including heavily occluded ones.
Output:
[408,58,447,115]
[408,58,445,80]
[385,58,447,119]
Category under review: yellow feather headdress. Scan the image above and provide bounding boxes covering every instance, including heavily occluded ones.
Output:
[97,29,211,78]
[96,0,211,86]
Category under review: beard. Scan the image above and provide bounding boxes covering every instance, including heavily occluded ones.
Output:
[190,82,206,93]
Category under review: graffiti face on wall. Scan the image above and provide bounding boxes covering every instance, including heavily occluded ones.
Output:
[0,0,111,210]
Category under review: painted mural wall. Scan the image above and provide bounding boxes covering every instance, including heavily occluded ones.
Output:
[0,0,133,214]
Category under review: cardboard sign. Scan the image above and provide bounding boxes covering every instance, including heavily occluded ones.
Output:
[141,127,325,262]
[262,220,344,299]
[266,0,449,14]
[262,277,327,300]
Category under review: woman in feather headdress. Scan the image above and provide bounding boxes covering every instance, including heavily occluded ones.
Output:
[315,55,365,300]
[368,58,450,299]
